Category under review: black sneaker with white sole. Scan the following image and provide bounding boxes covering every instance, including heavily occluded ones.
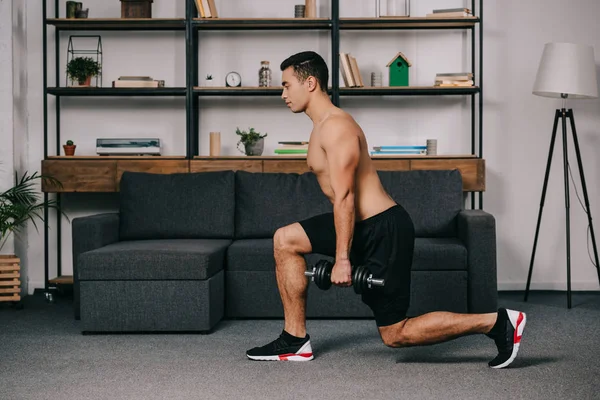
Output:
[487,308,527,369]
[246,331,314,362]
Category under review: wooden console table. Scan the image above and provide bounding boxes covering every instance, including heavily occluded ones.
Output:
[41,155,485,192]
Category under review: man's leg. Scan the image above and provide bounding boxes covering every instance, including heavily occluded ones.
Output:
[273,223,313,338]
[246,212,337,361]
[378,311,497,347]
[378,308,527,369]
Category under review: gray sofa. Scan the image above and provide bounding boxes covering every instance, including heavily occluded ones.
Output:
[72,169,497,333]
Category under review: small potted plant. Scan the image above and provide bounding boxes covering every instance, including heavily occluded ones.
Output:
[66,57,101,87]
[63,140,76,156]
[204,74,214,87]
[236,127,268,156]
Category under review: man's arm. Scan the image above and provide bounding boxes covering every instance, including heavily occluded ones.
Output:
[321,118,361,262]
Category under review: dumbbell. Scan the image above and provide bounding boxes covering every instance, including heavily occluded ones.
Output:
[304,259,385,294]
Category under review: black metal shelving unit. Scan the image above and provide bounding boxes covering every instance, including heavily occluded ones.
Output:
[41,0,483,297]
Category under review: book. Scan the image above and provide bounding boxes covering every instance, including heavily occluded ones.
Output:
[374,145,426,150]
[339,53,356,87]
[426,11,472,17]
[433,8,472,14]
[112,80,159,88]
[370,151,426,155]
[274,149,308,154]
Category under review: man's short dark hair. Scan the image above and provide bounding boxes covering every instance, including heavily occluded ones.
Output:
[280,51,329,92]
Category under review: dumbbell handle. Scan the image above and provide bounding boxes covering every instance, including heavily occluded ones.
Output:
[366,276,385,288]
[304,269,384,287]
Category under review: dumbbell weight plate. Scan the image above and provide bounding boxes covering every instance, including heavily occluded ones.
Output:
[353,265,368,294]
[315,259,333,290]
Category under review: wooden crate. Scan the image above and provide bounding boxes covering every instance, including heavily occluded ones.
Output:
[121,0,153,18]
[0,255,21,302]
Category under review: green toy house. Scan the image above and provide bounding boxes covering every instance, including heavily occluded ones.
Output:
[387,52,412,87]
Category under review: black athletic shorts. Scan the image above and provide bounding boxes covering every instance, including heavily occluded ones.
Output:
[298,204,415,327]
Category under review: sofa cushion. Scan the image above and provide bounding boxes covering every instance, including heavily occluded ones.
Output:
[234,171,332,238]
[119,171,235,240]
[378,169,463,237]
[226,239,333,272]
[78,239,231,280]
[227,238,466,272]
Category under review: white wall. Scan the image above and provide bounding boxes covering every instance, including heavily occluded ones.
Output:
[485,0,600,290]
[0,0,15,256]
[12,0,600,293]
[13,0,30,294]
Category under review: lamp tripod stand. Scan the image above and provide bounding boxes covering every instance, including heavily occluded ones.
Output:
[524,96,600,308]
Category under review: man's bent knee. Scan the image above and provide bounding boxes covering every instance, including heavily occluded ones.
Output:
[379,319,411,348]
[274,223,312,255]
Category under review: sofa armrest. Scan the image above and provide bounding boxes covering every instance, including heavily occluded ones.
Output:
[72,213,120,319]
[457,210,498,313]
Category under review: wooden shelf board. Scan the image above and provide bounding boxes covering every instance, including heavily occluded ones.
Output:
[47,87,187,96]
[340,86,479,95]
[195,18,330,21]
[193,17,332,29]
[47,156,186,160]
[340,16,479,29]
[46,18,186,30]
[195,86,282,90]
[49,275,73,285]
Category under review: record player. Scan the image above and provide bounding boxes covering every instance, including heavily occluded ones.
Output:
[96,138,161,156]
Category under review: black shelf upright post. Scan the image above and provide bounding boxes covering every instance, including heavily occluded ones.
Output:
[331,0,340,106]
[186,0,195,159]
[43,0,49,293]
[478,0,483,210]
[470,0,476,210]
[469,0,483,210]
[54,0,62,280]
[191,1,199,157]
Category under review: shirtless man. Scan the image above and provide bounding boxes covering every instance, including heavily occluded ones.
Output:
[246,51,526,369]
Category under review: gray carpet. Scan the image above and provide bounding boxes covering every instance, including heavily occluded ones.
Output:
[1,291,599,400]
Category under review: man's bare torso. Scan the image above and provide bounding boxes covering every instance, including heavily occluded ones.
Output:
[307,108,397,222]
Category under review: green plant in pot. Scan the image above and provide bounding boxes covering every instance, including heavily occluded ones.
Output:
[236,127,268,156]
[66,57,101,87]
[0,170,66,255]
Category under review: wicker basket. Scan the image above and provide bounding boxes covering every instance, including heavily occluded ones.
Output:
[0,255,21,302]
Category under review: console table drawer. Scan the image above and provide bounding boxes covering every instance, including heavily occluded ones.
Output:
[42,160,117,192]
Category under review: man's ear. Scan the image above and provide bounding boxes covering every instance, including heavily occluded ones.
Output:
[306,76,317,92]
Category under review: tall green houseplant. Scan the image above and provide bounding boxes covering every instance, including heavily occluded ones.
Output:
[0,171,64,253]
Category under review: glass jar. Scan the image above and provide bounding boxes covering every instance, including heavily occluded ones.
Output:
[258,61,272,87]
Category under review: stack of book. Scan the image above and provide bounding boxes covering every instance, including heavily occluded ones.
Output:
[194,0,219,17]
[426,8,472,17]
[112,76,163,88]
[434,72,474,87]
[274,141,308,156]
[370,145,427,156]
[339,52,364,88]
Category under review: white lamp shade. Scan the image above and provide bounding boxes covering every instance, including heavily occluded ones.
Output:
[532,42,598,99]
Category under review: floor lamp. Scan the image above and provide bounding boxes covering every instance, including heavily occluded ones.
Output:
[525,42,600,308]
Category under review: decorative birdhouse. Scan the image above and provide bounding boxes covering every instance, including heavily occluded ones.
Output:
[386,52,412,87]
